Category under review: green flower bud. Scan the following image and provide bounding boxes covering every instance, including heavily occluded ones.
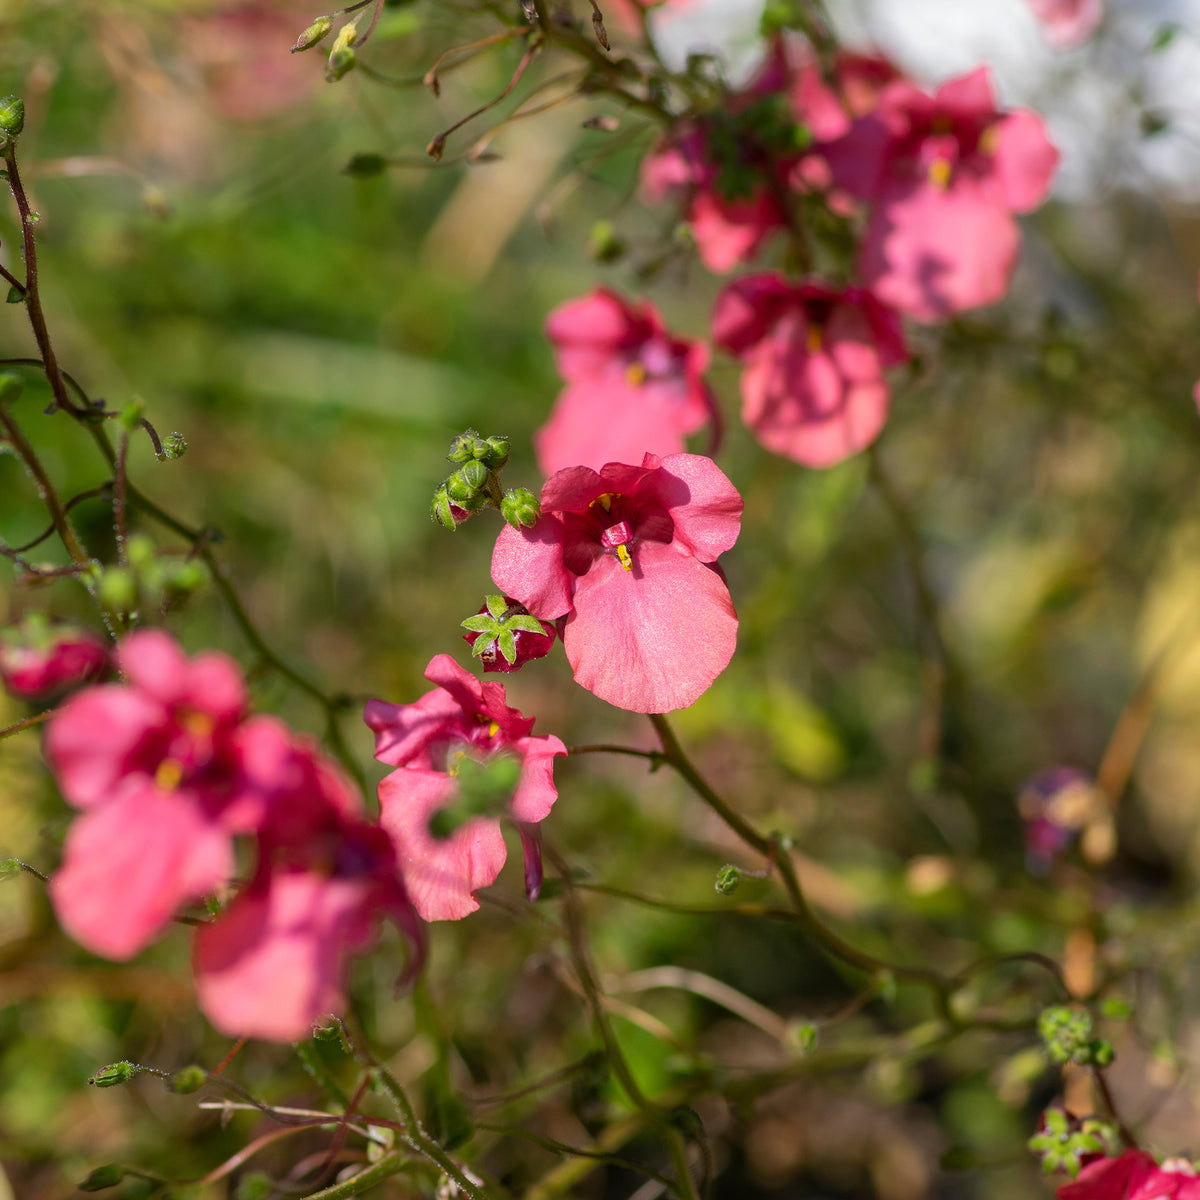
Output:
[482,436,510,470]
[291,14,334,52]
[89,1061,138,1088]
[119,400,144,433]
[168,1064,207,1094]
[165,561,206,595]
[714,864,741,895]
[589,219,627,263]
[500,487,540,529]
[78,1164,124,1191]
[791,1022,818,1054]
[0,96,25,138]
[97,568,138,613]
[431,483,457,529]
[125,534,156,569]
[446,430,482,463]
[325,46,356,82]
[1089,1039,1115,1068]
[1038,1004,1094,1064]
[6,284,24,304]
[158,432,187,460]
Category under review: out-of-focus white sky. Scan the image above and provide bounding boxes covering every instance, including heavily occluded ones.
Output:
[652,0,1200,199]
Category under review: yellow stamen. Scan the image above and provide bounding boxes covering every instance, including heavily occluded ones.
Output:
[488,721,500,738]
[616,544,633,572]
[625,362,647,387]
[591,492,615,513]
[807,324,824,354]
[154,759,184,792]
[180,710,215,738]
[928,158,952,190]
[978,125,998,156]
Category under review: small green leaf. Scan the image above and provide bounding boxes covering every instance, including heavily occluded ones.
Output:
[497,629,517,664]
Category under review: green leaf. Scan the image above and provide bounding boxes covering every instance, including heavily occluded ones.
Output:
[460,615,497,633]
[485,594,508,619]
[497,629,517,663]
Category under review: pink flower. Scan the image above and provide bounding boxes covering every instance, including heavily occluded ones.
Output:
[491,453,742,713]
[535,289,717,475]
[819,67,1059,320]
[45,630,260,959]
[784,43,903,143]
[194,723,422,1041]
[1058,1152,1200,1200]
[364,655,566,922]
[713,274,908,467]
[1026,0,1103,49]
[0,620,108,701]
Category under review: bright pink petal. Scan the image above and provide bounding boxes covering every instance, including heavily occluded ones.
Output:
[51,783,232,960]
[1057,1152,1158,1200]
[45,686,167,808]
[861,177,1020,320]
[117,630,244,721]
[491,517,574,620]
[651,453,743,560]
[194,871,375,1041]
[364,688,465,769]
[991,109,1059,212]
[510,734,567,824]
[563,541,737,712]
[535,378,694,476]
[378,768,508,921]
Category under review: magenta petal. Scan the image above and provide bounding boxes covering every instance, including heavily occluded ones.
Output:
[491,517,574,620]
[364,688,464,769]
[563,542,737,712]
[712,274,794,356]
[932,66,996,122]
[116,629,188,701]
[1027,0,1103,48]
[991,109,1059,213]
[45,686,167,808]
[51,784,232,960]
[194,872,374,1041]
[517,823,543,901]
[861,178,1020,320]
[510,734,567,824]
[689,189,782,274]
[1056,1152,1158,1200]
[535,379,693,476]
[652,453,743,560]
[177,654,246,724]
[378,768,508,921]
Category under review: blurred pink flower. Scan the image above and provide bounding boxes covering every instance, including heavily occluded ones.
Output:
[182,1,320,122]
[364,655,566,921]
[0,621,108,701]
[535,289,717,475]
[1026,0,1103,49]
[45,630,262,959]
[641,128,789,273]
[819,67,1059,320]
[491,453,742,713]
[1058,1152,1200,1200]
[783,43,903,142]
[194,722,422,1041]
[713,274,908,467]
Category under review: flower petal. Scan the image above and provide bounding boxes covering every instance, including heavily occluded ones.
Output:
[651,454,743,561]
[563,541,737,712]
[491,516,575,620]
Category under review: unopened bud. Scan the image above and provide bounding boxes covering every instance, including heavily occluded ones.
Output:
[291,14,334,52]
[500,487,540,529]
[0,96,24,139]
[326,46,356,82]
[165,561,206,595]
[158,432,187,460]
[125,535,156,569]
[447,461,488,502]
[431,483,457,529]
[482,436,510,469]
[447,430,481,463]
[119,400,144,433]
[79,1164,125,1191]
[168,1064,207,1094]
[97,568,138,613]
[714,864,741,895]
[89,1060,138,1088]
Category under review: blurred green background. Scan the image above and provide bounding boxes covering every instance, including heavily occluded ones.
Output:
[4,1,1200,1197]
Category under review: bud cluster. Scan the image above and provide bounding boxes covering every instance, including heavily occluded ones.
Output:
[89,535,207,618]
[430,428,540,531]
[1038,1005,1115,1068]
